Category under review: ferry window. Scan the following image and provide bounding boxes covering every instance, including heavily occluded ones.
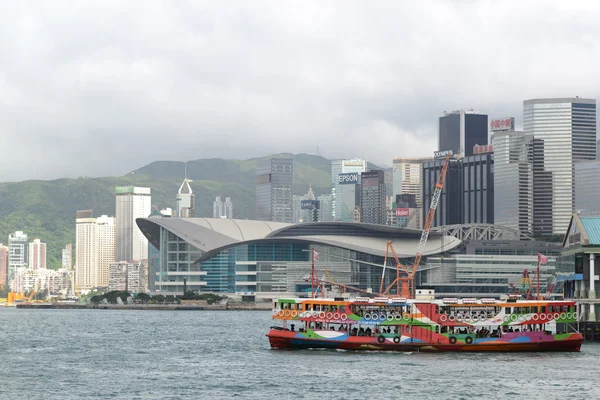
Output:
[506,307,511,314]
[514,307,520,314]
[340,306,346,313]
[540,306,546,313]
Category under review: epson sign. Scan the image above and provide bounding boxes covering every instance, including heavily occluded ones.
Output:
[338,173,359,185]
[434,149,454,159]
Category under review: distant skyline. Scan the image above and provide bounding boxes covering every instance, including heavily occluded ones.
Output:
[1,1,599,181]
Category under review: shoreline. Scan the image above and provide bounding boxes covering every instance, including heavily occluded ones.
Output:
[12,303,272,311]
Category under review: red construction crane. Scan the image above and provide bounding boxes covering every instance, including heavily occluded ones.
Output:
[382,153,452,298]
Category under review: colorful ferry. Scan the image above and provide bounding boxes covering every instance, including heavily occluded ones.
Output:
[266,296,583,352]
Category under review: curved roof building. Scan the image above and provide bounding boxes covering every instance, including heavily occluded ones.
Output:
[136,218,461,297]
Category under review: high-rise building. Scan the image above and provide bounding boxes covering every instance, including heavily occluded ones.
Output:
[575,160,600,216]
[461,153,494,225]
[213,196,224,218]
[256,157,293,223]
[422,159,462,227]
[360,170,386,225]
[331,159,366,222]
[96,215,116,287]
[438,110,488,157]
[8,231,28,288]
[392,157,431,228]
[176,178,195,218]
[61,244,72,270]
[224,197,233,219]
[395,194,419,229]
[317,194,333,222]
[292,185,318,223]
[75,213,97,290]
[422,152,493,227]
[76,212,116,290]
[0,244,8,290]
[115,186,151,262]
[524,98,597,235]
[28,239,46,270]
[493,131,533,234]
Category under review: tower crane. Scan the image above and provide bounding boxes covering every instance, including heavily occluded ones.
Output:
[382,153,452,298]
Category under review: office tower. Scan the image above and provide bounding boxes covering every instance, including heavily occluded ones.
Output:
[524,98,597,235]
[115,186,151,262]
[8,231,28,288]
[213,196,224,218]
[493,131,533,234]
[293,184,319,223]
[438,110,488,157]
[597,139,600,161]
[176,178,195,218]
[422,159,462,227]
[61,244,72,270]
[575,160,600,215]
[317,194,333,222]
[75,212,97,290]
[0,244,7,289]
[360,170,386,225]
[392,157,431,228]
[422,153,494,227]
[256,157,293,223]
[331,159,366,222]
[28,239,46,270]
[96,215,116,287]
[224,197,233,219]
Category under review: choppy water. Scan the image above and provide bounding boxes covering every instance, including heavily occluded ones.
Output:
[0,308,598,400]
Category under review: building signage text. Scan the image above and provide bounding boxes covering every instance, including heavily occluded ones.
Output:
[338,173,359,185]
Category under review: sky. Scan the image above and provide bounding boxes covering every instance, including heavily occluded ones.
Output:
[1,1,599,181]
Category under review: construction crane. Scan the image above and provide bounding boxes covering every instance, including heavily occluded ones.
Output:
[383,153,452,298]
[24,282,40,304]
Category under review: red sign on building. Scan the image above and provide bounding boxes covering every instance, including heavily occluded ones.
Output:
[395,208,410,217]
[490,117,515,132]
[473,144,494,155]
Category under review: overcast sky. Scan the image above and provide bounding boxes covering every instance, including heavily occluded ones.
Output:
[1,1,599,181]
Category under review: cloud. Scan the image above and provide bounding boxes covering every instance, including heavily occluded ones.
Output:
[0,0,599,181]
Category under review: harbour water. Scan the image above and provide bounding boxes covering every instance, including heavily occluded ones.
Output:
[1,308,599,400]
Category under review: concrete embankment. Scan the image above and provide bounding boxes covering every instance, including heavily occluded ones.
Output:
[15,302,272,311]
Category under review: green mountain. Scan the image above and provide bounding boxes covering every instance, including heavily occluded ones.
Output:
[0,153,344,268]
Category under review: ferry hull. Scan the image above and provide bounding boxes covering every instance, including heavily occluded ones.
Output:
[267,330,584,353]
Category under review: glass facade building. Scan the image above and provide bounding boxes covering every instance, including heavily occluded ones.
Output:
[438,110,488,157]
[524,98,597,235]
[493,131,533,234]
[360,170,386,225]
[256,158,293,223]
[575,160,600,216]
[331,159,366,222]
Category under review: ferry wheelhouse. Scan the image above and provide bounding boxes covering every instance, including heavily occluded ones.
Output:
[266,295,583,352]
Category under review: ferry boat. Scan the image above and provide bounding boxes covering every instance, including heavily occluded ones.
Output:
[266,296,583,352]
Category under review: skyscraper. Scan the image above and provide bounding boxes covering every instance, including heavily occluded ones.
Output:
[524,98,597,235]
[438,110,488,157]
[360,170,386,225]
[96,215,116,287]
[28,239,46,270]
[75,212,116,290]
[575,160,600,216]
[176,178,195,218]
[115,186,151,262]
[493,131,533,234]
[0,244,8,290]
[75,212,97,290]
[331,159,366,222]
[8,231,28,288]
[213,196,224,218]
[461,153,494,224]
[392,157,431,228]
[224,197,233,219]
[256,157,293,223]
[422,159,462,227]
